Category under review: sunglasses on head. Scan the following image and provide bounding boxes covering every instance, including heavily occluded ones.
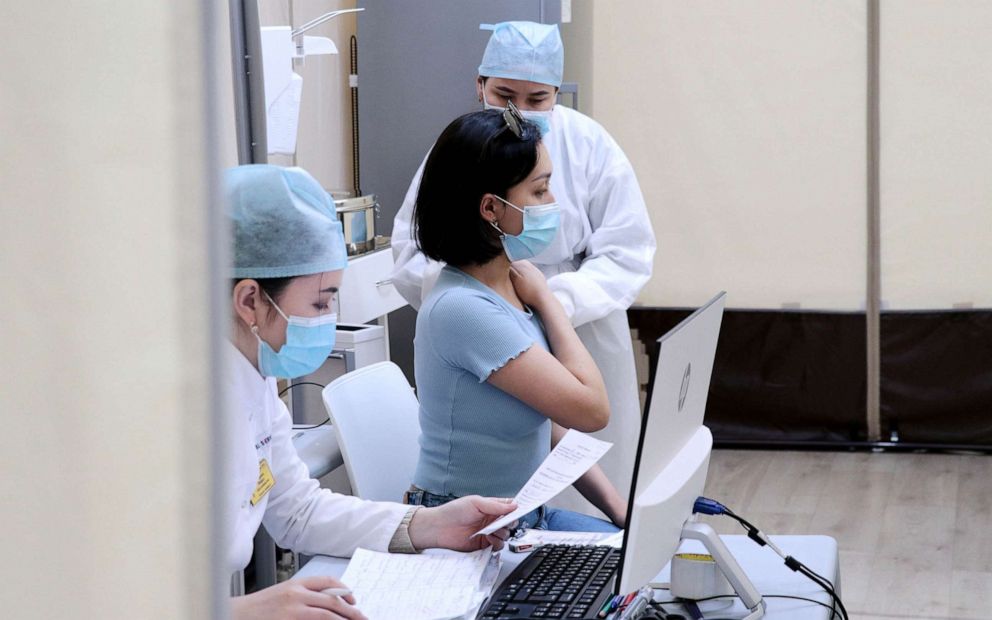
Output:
[502,100,526,139]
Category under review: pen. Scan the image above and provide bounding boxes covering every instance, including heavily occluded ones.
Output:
[617,597,647,620]
[597,595,616,618]
[604,594,627,619]
[612,591,633,616]
[597,594,620,618]
[617,587,653,620]
[321,587,352,597]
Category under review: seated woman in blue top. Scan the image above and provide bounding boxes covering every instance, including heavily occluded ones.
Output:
[405,105,626,532]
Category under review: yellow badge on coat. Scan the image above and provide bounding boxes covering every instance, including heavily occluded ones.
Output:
[250,459,275,506]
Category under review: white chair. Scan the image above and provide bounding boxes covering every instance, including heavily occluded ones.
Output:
[321,361,421,502]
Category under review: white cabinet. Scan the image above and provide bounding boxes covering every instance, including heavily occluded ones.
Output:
[336,248,407,324]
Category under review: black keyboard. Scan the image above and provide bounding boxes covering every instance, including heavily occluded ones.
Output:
[478,545,620,619]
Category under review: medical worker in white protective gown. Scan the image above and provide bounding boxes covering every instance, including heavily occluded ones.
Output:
[224,164,515,620]
[392,22,655,516]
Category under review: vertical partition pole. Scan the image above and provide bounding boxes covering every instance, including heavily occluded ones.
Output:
[866,0,882,441]
[229,0,268,163]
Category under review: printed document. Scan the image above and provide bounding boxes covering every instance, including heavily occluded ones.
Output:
[475,429,611,536]
[340,547,493,620]
[267,72,303,155]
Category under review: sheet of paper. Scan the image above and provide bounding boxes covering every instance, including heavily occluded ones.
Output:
[599,530,625,548]
[464,551,503,620]
[340,548,492,620]
[267,72,303,155]
[513,529,616,548]
[260,26,293,111]
[475,429,611,536]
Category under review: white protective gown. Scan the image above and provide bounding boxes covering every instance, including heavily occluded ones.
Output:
[391,105,656,517]
[223,342,408,576]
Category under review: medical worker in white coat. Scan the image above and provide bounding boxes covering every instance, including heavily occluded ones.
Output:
[391,22,655,516]
[225,165,515,620]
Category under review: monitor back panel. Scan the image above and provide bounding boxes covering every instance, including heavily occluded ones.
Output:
[616,292,726,593]
[636,292,725,486]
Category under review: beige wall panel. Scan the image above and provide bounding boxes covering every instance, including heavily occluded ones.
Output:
[293,1,359,193]
[880,0,992,310]
[217,2,242,168]
[0,2,216,618]
[561,0,596,114]
[585,1,867,310]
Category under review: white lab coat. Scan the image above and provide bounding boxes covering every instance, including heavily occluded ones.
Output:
[391,106,656,517]
[223,342,408,576]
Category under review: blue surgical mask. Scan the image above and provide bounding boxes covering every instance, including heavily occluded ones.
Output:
[519,108,552,136]
[254,291,337,379]
[491,196,561,261]
[483,95,554,137]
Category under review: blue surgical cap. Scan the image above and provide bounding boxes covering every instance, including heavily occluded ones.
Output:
[478,21,564,88]
[227,164,348,279]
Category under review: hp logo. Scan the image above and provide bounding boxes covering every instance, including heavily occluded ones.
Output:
[678,363,691,412]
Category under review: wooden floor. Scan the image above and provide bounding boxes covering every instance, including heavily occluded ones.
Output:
[700,449,992,620]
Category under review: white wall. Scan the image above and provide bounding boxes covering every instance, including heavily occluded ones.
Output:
[0,3,219,618]
[566,0,992,312]
[569,0,868,311]
[880,0,992,310]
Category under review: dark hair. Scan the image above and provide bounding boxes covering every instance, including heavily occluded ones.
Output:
[230,276,294,325]
[414,109,541,267]
[230,277,294,303]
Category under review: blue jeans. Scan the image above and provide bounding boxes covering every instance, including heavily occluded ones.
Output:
[404,487,619,533]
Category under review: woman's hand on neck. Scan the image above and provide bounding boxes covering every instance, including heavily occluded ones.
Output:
[459,255,524,310]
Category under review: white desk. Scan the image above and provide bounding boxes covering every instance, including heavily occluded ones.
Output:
[654,535,839,619]
[296,534,838,619]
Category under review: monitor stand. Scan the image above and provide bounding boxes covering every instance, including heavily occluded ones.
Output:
[680,520,766,620]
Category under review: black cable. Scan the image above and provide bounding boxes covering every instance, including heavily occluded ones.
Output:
[653,594,728,605]
[278,381,330,429]
[293,418,330,430]
[652,593,843,620]
[278,381,326,397]
[349,34,361,196]
[693,499,848,620]
[778,554,844,620]
[794,563,846,620]
[765,594,844,620]
[718,508,847,620]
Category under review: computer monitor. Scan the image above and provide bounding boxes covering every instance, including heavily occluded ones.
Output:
[615,292,726,594]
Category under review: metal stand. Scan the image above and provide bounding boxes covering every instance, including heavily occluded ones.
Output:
[680,521,766,620]
[288,348,356,423]
[252,527,278,590]
[231,570,245,596]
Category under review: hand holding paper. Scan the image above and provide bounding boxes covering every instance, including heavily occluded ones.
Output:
[474,429,611,536]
